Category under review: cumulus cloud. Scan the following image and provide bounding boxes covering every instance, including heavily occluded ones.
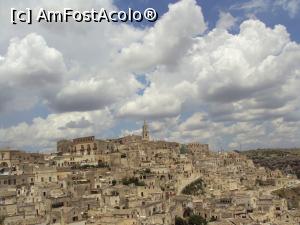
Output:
[0,33,65,86]
[118,17,300,150]
[0,109,113,151]
[0,0,146,115]
[0,33,66,113]
[62,117,93,129]
[118,83,185,119]
[50,75,141,112]
[0,0,300,151]
[117,0,206,72]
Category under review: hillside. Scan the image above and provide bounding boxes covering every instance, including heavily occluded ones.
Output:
[238,148,300,178]
[272,186,300,209]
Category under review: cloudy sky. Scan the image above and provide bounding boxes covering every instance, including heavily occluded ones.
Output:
[0,0,300,152]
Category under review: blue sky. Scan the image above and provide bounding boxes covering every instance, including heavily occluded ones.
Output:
[114,0,300,42]
[0,0,300,152]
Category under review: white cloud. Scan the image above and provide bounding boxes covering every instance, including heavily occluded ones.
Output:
[0,33,66,113]
[274,0,300,18]
[230,0,268,12]
[0,109,113,151]
[117,18,300,150]
[51,75,141,112]
[231,0,300,18]
[117,0,206,72]
[118,86,183,119]
[0,33,65,86]
[0,0,146,114]
[216,11,238,30]
[0,0,300,151]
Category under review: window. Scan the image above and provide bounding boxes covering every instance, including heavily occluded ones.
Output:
[49,177,52,182]
[41,177,44,182]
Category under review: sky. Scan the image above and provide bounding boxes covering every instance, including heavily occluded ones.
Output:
[0,0,300,152]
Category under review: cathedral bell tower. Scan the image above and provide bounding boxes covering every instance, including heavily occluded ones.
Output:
[142,120,150,141]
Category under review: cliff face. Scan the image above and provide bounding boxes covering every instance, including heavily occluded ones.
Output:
[238,149,300,179]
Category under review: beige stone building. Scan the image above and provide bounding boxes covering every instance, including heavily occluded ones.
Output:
[1,121,300,225]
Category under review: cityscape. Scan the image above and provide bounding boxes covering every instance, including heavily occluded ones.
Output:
[1,0,300,224]
[1,121,300,225]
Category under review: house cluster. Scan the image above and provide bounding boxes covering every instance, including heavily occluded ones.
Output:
[0,121,299,225]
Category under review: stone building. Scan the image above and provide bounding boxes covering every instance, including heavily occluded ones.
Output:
[0,149,44,168]
[2,121,299,225]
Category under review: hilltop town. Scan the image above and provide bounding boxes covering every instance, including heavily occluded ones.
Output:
[1,121,300,225]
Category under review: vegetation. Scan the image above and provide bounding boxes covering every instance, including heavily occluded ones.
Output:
[272,186,300,209]
[122,177,145,186]
[71,162,109,169]
[175,215,207,225]
[180,145,188,154]
[188,215,208,225]
[182,178,205,195]
[175,216,186,225]
[238,148,300,178]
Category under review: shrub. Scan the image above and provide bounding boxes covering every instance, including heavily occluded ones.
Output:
[180,145,188,154]
[175,216,187,225]
[188,215,207,225]
[182,178,205,195]
[122,177,145,186]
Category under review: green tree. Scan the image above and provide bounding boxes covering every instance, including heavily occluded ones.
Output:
[182,178,205,195]
[188,215,207,225]
[175,216,187,225]
[180,145,188,154]
[122,177,145,186]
